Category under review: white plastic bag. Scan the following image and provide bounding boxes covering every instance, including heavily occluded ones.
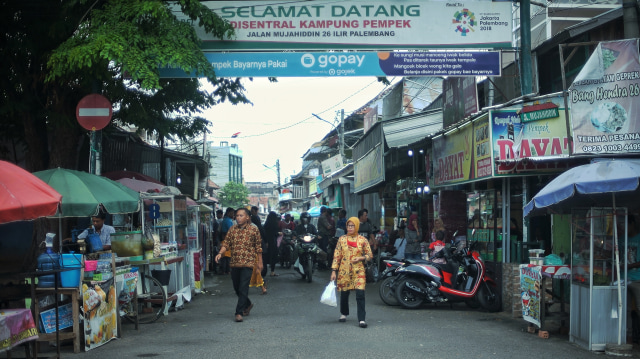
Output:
[320,281,337,307]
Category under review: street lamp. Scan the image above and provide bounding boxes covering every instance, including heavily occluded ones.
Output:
[312,112,345,162]
[263,160,281,190]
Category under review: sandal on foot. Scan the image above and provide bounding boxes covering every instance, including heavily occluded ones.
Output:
[339,315,347,323]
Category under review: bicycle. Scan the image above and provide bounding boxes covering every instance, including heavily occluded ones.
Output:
[121,274,167,324]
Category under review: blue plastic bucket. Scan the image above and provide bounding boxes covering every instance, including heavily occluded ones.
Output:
[59,253,82,288]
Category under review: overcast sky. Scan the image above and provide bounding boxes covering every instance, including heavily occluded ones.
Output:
[201,77,396,183]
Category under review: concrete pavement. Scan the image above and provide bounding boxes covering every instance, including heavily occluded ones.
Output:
[38,267,640,358]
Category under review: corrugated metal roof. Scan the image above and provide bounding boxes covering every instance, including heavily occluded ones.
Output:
[382,110,443,148]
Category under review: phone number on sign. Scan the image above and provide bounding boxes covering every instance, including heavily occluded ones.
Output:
[582,143,640,152]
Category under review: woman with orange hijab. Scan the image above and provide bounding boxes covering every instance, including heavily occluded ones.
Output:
[330,217,373,328]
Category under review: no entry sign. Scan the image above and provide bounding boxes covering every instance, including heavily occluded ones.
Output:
[76,94,113,131]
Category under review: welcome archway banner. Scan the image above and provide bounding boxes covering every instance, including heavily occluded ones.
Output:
[175,1,513,51]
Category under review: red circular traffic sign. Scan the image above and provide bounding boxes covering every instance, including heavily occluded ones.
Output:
[76,94,113,131]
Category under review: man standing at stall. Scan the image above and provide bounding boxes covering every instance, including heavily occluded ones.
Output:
[215,208,263,323]
[78,212,115,251]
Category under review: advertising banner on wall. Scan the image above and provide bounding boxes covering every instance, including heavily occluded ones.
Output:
[474,116,493,179]
[322,154,345,176]
[442,77,478,128]
[433,114,491,186]
[491,97,570,175]
[363,105,378,134]
[433,123,473,186]
[569,39,640,155]
[184,1,513,51]
[354,144,384,192]
[160,51,501,78]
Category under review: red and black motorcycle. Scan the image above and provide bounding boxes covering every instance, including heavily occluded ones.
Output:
[394,241,501,312]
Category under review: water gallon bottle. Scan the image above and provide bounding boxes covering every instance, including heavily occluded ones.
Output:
[86,229,103,253]
[37,233,59,287]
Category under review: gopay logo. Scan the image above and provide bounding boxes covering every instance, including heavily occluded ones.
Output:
[301,54,316,68]
[300,53,365,68]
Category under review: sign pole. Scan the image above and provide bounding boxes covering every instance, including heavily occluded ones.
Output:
[76,94,112,175]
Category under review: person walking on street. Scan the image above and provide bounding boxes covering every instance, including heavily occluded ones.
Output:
[330,217,373,329]
[219,207,235,275]
[317,206,333,268]
[215,208,263,322]
[336,209,347,233]
[264,211,281,277]
[250,206,269,280]
[405,208,422,260]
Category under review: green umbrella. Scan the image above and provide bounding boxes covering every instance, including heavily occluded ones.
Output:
[33,168,140,217]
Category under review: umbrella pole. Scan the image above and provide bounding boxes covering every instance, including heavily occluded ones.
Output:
[59,216,63,253]
[613,195,622,345]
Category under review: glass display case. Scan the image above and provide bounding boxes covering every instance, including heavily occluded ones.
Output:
[467,190,502,262]
[570,207,627,351]
[140,194,188,250]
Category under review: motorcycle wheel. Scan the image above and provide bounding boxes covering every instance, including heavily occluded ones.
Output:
[305,255,313,283]
[465,296,481,309]
[378,276,400,306]
[477,281,502,312]
[366,262,379,283]
[395,278,425,309]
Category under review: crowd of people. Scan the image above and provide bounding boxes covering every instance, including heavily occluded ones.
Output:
[210,205,451,327]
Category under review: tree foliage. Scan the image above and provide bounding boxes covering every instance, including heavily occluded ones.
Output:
[0,0,250,171]
[218,182,250,209]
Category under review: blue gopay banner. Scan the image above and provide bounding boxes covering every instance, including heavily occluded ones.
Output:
[160,51,501,78]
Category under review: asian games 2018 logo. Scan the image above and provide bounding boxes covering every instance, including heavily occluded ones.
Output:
[452,8,476,36]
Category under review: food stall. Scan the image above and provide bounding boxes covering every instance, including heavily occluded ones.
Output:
[140,193,190,300]
[186,204,204,293]
[570,207,627,351]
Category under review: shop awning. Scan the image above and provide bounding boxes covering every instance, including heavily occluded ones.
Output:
[382,109,443,149]
[318,163,353,190]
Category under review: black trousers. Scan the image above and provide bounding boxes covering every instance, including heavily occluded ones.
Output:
[340,289,366,322]
[231,267,253,316]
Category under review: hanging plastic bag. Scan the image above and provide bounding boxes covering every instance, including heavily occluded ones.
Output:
[320,281,337,307]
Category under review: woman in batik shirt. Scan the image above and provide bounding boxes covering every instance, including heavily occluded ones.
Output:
[330,217,372,328]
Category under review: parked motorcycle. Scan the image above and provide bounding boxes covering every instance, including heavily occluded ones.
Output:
[394,241,501,312]
[293,233,319,283]
[378,258,408,306]
[279,228,296,269]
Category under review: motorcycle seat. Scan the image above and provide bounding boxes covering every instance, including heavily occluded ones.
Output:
[405,258,430,265]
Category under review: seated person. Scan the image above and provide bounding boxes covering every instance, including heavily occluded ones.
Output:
[77,212,115,251]
[429,230,446,264]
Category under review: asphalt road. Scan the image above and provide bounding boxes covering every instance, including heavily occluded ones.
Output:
[49,266,637,358]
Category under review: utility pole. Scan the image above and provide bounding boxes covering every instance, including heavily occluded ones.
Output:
[339,109,345,162]
[276,159,281,191]
[520,0,532,96]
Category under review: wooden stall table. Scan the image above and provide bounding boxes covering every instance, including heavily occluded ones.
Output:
[0,308,38,357]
